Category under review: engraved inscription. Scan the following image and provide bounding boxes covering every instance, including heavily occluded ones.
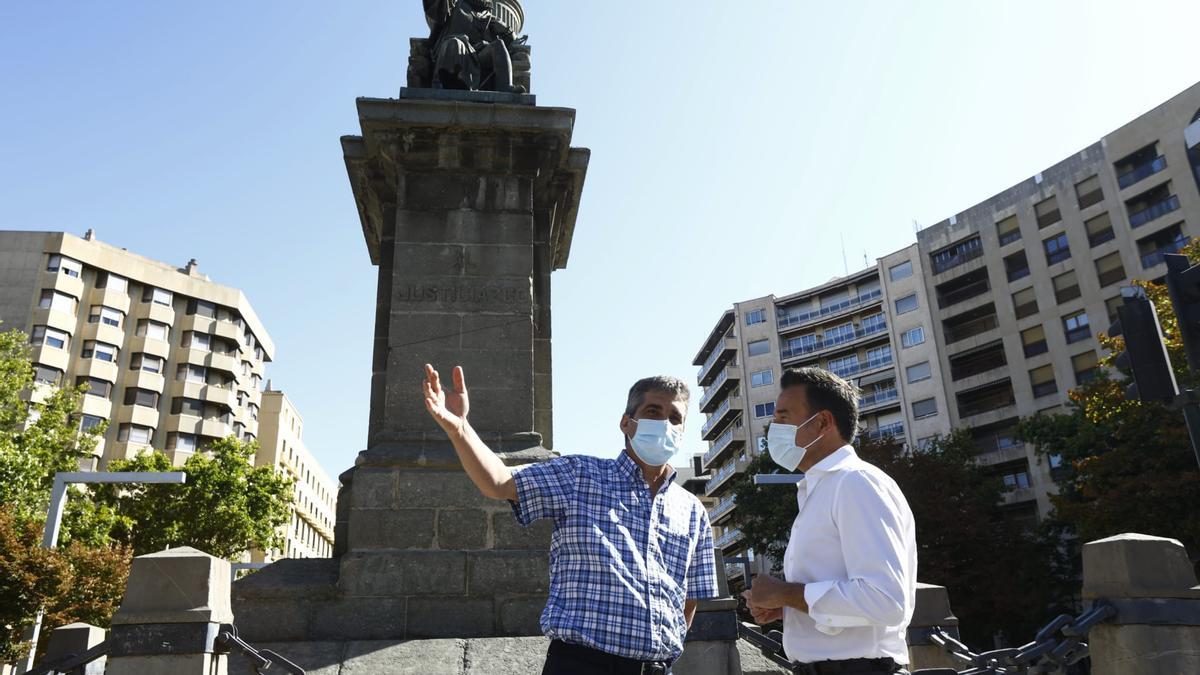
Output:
[395,283,526,304]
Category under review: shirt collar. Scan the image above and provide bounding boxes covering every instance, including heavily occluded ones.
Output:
[615,449,678,488]
[800,444,857,490]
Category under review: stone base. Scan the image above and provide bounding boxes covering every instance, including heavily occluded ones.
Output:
[400,86,537,106]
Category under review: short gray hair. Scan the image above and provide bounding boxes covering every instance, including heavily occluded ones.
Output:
[625,376,690,416]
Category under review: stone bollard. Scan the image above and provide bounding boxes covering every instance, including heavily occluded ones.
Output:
[1082,533,1200,675]
[104,547,233,675]
[905,583,961,671]
[40,623,107,674]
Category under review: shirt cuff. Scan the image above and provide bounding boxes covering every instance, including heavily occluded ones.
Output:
[508,468,538,526]
[805,580,871,632]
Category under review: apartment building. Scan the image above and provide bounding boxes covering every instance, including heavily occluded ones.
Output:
[692,263,923,582]
[693,78,1200,569]
[253,389,337,562]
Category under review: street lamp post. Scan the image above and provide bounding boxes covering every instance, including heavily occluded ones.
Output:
[17,470,186,674]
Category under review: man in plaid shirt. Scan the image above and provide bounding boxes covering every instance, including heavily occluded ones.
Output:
[423,365,719,674]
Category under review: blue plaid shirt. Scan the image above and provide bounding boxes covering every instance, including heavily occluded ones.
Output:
[511,451,720,661]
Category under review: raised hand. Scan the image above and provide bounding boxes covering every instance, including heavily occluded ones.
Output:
[748,604,783,625]
[423,364,470,432]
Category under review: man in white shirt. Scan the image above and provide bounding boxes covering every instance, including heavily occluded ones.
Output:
[742,367,917,675]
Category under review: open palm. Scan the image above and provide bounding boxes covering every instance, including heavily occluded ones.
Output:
[423,364,470,431]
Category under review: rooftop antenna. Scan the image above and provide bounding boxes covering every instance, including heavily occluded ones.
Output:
[863,251,869,267]
[912,219,920,235]
[840,233,849,276]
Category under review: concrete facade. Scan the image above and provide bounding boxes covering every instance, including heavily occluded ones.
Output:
[693,79,1200,549]
[0,230,275,468]
[254,390,337,562]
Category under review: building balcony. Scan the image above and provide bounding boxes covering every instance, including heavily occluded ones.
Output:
[1117,155,1167,190]
[858,388,900,412]
[1141,235,1191,269]
[698,366,740,413]
[44,270,84,299]
[864,421,904,443]
[88,287,132,316]
[931,240,984,276]
[125,370,166,394]
[127,335,172,360]
[80,321,127,349]
[715,527,744,550]
[702,426,747,471]
[132,300,176,327]
[213,318,244,345]
[106,441,153,463]
[701,397,743,441]
[118,404,160,429]
[829,353,894,380]
[77,357,119,384]
[780,322,888,362]
[30,344,71,373]
[1128,194,1180,229]
[777,288,883,332]
[709,494,738,524]
[705,457,749,496]
[975,441,1028,468]
[725,562,745,581]
[1001,487,1037,506]
[179,313,217,336]
[79,393,112,420]
[697,333,738,385]
[943,313,999,345]
[30,307,77,336]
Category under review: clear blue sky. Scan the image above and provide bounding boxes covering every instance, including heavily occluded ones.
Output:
[2,1,1199,479]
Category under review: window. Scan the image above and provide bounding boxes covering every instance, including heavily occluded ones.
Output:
[1095,252,1125,288]
[88,305,123,328]
[906,362,932,383]
[184,331,212,352]
[825,322,855,343]
[96,272,128,293]
[1052,270,1080,304]
[753,402,775,418]
[1105,295,1123,324]
[131,353,164,374]
[1043,232,1071,265]
[1034,195,1061,228]
[930,236,983,275]
[188,299,217,318]
[995,215,1021,246]
[1073,351,1100,384]
[81,340,119,363]
[143,287,173,306]
[1063,311,1091,344]
[168,433,198,452]
[1002,469,1031,490]
[1012,287,1038,320]
[912,398,938,419]
[171,397,204,416]
[177,364,207,383]
[1030,365,1058,398]
[827,354,859,377]
[248,403,260,421]
[866,345,892,365]
[889,261,913,281]
[136,320,169,341]
[124,388,160,409]
[79,414,104,432]
[33,365,62,386]
[747,339,770,356]
[39,289,77,314]
[117,424,153,445]
[744,308,766,326]
[31,326,69,349]
[1021,325,1048,357]
[77,377,112,399]
[1085,212,1115,247]
[1004,251,1030,282]
[750,369,773,388]
[861,313,886,333]
[901,326,925,348]
[46,255,82,278]
[895,294,918,315]
[1075,175,1103,209]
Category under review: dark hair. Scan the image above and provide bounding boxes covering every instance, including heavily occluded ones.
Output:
[780,367,859,441]
[625,376,690,417]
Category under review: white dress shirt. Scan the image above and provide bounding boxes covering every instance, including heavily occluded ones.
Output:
[781,444,917,664]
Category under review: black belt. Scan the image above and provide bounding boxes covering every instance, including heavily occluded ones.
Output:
[791,657,902,675]
[547,639,673,674]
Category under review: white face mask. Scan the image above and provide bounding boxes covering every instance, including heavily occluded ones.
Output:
[627,418,685,466]
[766,412,824,471]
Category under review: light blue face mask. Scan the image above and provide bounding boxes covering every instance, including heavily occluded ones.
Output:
[766,412,824,471]
[627,418,685,466]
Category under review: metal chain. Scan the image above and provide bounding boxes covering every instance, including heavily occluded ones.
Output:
[926,602,1116,675]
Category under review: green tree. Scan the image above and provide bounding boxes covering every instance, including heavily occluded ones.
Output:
[94,437,294,558]
[1019,241,1200,556]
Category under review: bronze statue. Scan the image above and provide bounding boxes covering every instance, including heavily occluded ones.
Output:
[423,0,527,93]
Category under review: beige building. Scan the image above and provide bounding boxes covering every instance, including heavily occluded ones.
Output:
[0,230,337,560]
[693,78,1200,568]
[253,389,337,562]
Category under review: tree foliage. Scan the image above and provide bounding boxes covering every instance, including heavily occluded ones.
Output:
[1019,240,1200,556]
[94,437,293,558]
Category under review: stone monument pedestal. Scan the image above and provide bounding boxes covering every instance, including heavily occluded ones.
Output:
[233,91,589,642]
